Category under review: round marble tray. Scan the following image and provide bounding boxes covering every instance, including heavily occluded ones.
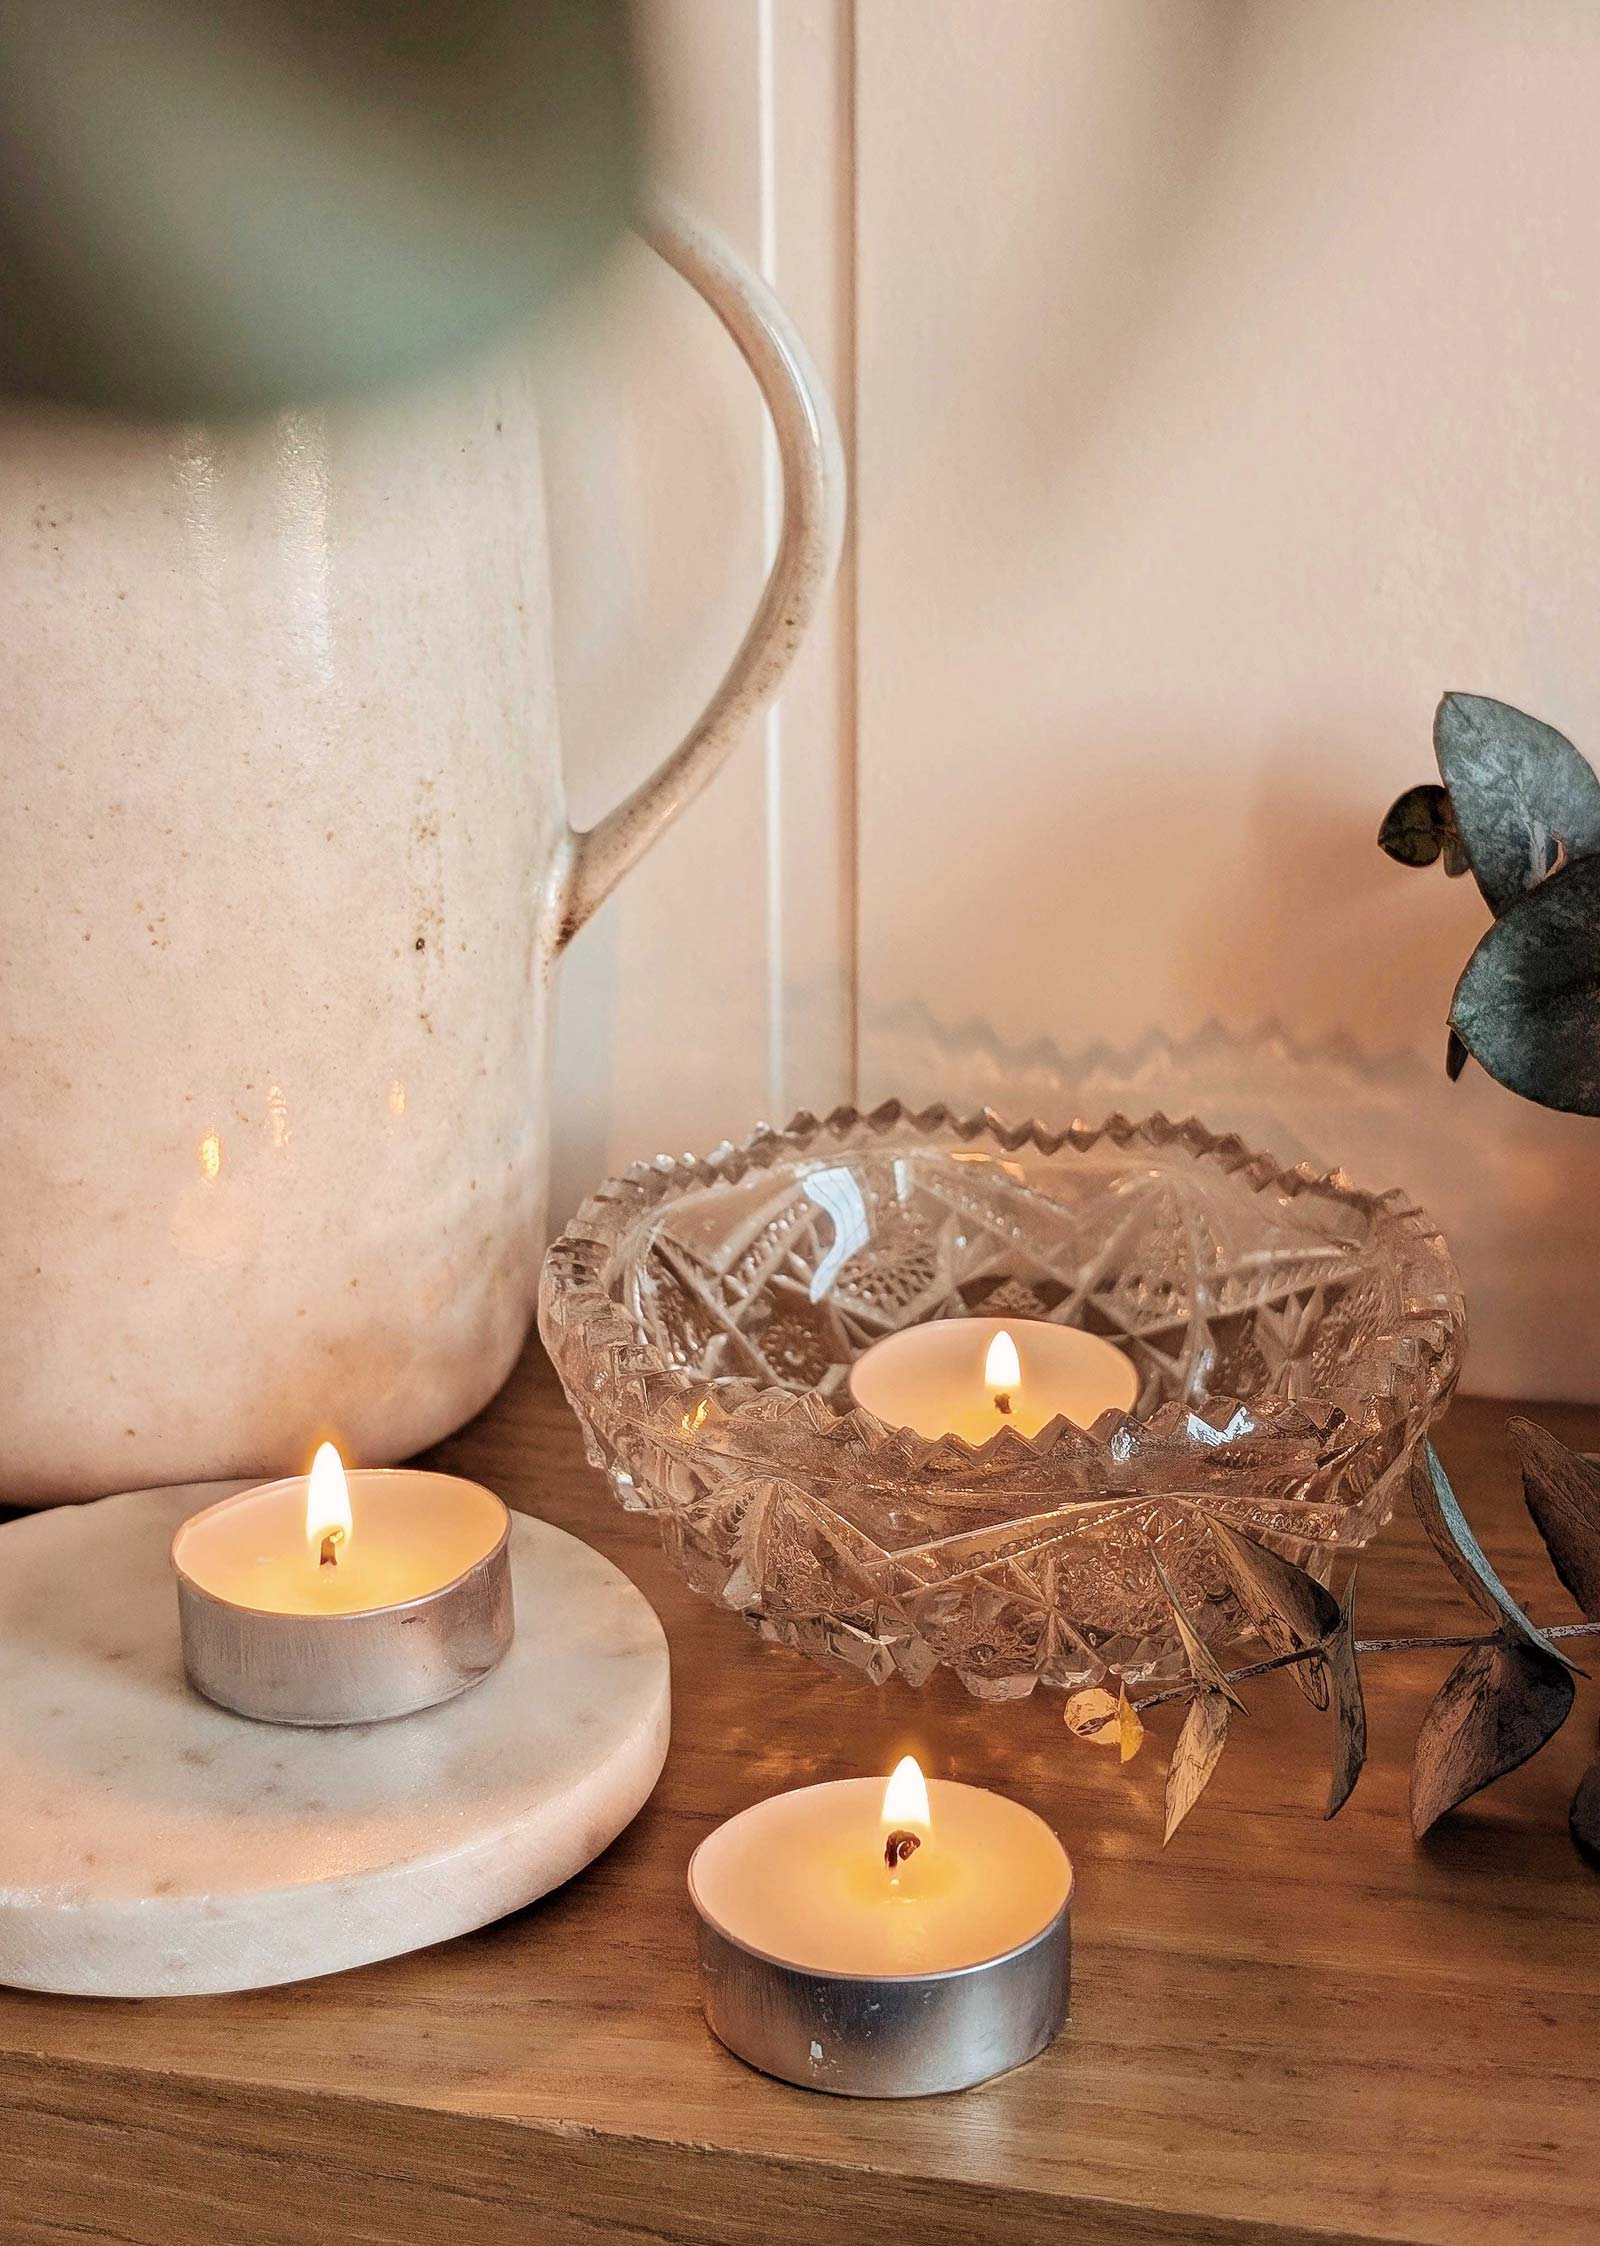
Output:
[0,1483,671,1997]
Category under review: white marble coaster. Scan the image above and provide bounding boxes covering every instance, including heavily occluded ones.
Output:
[0,1483,670,1997]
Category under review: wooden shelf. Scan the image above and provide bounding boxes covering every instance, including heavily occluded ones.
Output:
[5,1355,1599,2246]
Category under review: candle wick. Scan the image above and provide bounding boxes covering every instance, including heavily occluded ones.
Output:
[993,1390,1013,1416]
[319,1530,343,1568]
[884,1829,922,1871]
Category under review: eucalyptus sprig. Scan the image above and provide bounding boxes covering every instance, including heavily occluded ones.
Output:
[1380,692,1600,1112]
[1066,1421,1600,1860]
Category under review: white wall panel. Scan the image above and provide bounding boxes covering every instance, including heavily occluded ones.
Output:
[542,0,856,1226]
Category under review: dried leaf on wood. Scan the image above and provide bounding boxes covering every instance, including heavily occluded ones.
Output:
[1410,1639,1575,1838]
[1164,1690,1230,1843]
[1449,853,1600,1116]
[1149,1552,1246,1710]
[1571,1733,1600,1865]
[1433,692,1600,915]
[1324,1573,1368,1820]
[1064,1686,1120,1744]
[1378,782,1467,874]
[1414,1445,1580,1671]
[1063,1683,1145,1760]
[1509,1417,1600,1618]
[1209,1520,1339,1710]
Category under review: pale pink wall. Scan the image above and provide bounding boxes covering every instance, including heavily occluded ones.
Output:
[544,1,1600,1400]
[853,0,1600,1400]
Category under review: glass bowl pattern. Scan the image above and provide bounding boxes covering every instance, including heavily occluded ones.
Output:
[540,1106,1464,1696]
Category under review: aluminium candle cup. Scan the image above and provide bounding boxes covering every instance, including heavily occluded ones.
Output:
[689,1781,1073,2098]
[171,1470,514,1727]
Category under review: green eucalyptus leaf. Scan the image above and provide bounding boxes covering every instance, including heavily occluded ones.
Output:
[1509,1417,1600,1618]
[1163,1690,1230,1844]
[1449,854,1600,1116]
[1378,783,1467,874]
[1414,1446,1580,1670]
[1411,1638,1574,1838]
[1324,1573,1367,1820]
[1434,693,1600,917]
[1208,1521,1338,1711]
[1149,1550,1246,1710]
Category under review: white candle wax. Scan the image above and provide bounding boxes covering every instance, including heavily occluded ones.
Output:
[172,1464,508,1617]
[848,1316,1137,1444]
[690,1771,1070,1977]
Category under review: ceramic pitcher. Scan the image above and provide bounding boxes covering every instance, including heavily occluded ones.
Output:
[1,204,844,1504]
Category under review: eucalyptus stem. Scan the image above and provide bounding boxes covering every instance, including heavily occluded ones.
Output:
[1361,1619,1600,1650]
[1130,1617,1600,1714]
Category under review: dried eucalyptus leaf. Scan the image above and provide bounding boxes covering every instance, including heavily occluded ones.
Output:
[1415,1445,1580,1670]
[1209,1520,1339,1710]
[1449,852,1600,1116]
[1433,692,1600,916]
[1378,782,1465,872]
[1410,1638,1575,1838]
[1325,1574,1368,1819]
[1064,1686,1120,1744]
[1164,1690,1230,1842]
[1149,1552,1246,1710]
[1117,1684,1145,1763]
[1445,1027,1470,1081]
[1509,1417,1600,1618]
[1571,1734,1600,1865]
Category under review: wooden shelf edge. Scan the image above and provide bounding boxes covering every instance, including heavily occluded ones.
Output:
[2,2046,1424,2246]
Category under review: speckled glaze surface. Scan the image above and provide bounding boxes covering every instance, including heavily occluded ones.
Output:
[0,1484,671,1997]
[1,204,844,1504]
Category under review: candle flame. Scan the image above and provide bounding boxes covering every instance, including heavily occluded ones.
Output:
[984,1328,1021,1392]
[306,1441,353,1558]
[881,1754,931,1832]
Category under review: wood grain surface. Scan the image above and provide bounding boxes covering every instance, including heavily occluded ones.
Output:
[3,1356,1598,2246]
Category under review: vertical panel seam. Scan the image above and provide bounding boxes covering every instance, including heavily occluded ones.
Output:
[841,0,861,1106]
[757,0,785,1123]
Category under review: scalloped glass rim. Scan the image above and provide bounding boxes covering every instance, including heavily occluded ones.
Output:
[541,1101,1464,1468]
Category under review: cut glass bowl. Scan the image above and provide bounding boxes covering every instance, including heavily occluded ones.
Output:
[540,1106,1464,1696]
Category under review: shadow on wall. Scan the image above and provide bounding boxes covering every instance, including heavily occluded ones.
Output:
[909,1,1259,535]
[923,729,1485,1064]
[859,1000,1600,1408]
[1179,745,1479,1040]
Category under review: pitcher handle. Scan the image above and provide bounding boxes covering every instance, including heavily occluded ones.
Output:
[549,193,847,950]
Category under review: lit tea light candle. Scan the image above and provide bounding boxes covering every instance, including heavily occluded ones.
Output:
[172,1444,514,1726]
[689,1755,1072,2096]
[848,1316,1137,1444]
